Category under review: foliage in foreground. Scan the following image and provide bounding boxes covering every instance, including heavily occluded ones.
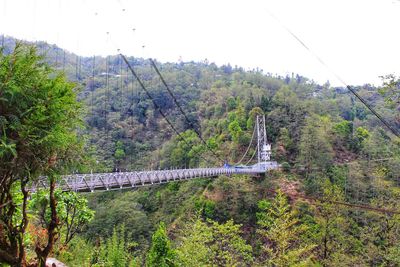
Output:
[0,43,82,266]
[175,217,253,266]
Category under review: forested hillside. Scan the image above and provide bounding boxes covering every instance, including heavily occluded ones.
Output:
[1,38,400,266]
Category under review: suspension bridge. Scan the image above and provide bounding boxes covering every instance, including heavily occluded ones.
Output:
[1,1,398,219]
[32,115,279,192]
[17,1,398,194]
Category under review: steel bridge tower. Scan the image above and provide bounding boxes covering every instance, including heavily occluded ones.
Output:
[256,115,276,171]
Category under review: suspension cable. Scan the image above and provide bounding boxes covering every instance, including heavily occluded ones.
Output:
[91,55,95,118]
[129,64,134,169]
[266,10,400,138]
[149,59,224,163]
[105,55,110,134]
[245,146,257,166]
[265,188,400,215]
[120,54,215,166]
[235,124,257,165]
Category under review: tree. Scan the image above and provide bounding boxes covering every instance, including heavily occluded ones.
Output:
[65,194,93,244]
[298,115,334,175]
[227,97,237,111]
[209,219,253,266]
[377,75,400,136]
[30,190,95,245]
[147,222,175,267]
[266,86,306,144]
[0,44,82,266]
[257,190,316,266]
[275,127,294,162]
[114,140,126,169]
[246,106,263,130]
[260,95,273,113]
[175,218,212,266]
[360,177,400,266]
[234,100,247,129]
[228,120,242,143]
[175,217,253,266]
[162,130,204,168]
[333,120,353,148]
[85,193,149,243]
[91,226,135,267]
[352,126,370,152]
[379,74,400,109]
[312,180,361,266]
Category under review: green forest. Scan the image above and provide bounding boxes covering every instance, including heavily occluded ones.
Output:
[1,38,400,266]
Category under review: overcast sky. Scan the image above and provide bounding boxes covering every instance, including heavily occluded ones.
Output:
[0,0,399,86]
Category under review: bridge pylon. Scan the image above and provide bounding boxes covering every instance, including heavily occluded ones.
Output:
[255,115,278,171]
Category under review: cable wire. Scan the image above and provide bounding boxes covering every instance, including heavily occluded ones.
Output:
[105,55,110,134]
[119,55,124,115]
[149,59,224,163]
[266,10,400,138]
[120,54,215,166]
[91,55,95,118]
[129,64,135,169]
[245,146,257,166]
[264,188,400,215]
[235,124,257,165]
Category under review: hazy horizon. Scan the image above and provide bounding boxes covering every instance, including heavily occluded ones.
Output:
[1,0,399,87]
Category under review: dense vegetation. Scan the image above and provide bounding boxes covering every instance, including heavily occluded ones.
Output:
[1,37,399,266]
[0,42,83,266]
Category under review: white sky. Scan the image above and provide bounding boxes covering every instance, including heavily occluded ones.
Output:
[0,0,399,86]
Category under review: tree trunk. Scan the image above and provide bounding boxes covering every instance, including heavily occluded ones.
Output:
[0,248,18,266]
[16,179,30,266]
[35,176,59,267]
[0,179,25,266]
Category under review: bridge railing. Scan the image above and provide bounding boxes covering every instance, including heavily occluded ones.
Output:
[30,166,264,192]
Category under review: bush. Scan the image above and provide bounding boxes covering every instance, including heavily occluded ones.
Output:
[281,162,291,172]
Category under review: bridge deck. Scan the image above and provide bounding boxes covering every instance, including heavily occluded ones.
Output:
[31,167,266,192]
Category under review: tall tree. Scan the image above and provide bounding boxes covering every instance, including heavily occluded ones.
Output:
[175,218,212,266]
[175,217,253,266]
[298,115,334,175]
[89,226,135,267]
[312,181,362,265]
[0,44,82,266]
[379,74,400,109]
[147,222,175,267]
[360,177,400,266]
[257,190,316,266]
[267,86,306,143]
[29,190,95,246]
